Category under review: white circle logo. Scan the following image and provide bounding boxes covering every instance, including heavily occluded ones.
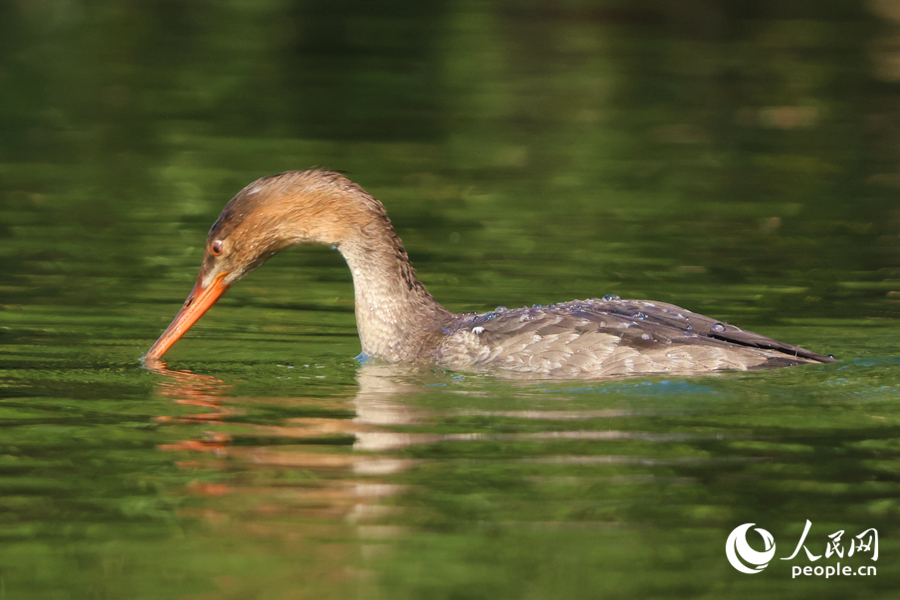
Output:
[726,523,777,574]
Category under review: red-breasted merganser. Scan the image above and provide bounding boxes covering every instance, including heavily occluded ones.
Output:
[143,170,833,377]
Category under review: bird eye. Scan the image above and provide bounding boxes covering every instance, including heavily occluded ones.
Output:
[210,240,224,256]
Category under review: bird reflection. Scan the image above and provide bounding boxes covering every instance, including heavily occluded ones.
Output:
[149,356,720,564]
[143,359,424,528]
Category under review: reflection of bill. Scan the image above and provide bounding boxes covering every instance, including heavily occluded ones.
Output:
[143,357,237,439]
[726,523,777,574]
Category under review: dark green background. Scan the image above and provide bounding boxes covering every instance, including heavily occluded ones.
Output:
[1,1,899,598]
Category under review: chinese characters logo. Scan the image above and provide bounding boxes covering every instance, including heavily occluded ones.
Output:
[726,521,878,578]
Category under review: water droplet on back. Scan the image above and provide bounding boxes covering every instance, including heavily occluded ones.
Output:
[631,311,648,320]
[602,294,620,301]
[711,322,726,333]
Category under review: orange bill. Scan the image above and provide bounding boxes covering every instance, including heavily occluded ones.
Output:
[143,272,230,361]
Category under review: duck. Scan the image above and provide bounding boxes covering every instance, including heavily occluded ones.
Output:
[143,169,834,377]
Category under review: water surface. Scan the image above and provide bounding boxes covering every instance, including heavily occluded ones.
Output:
[2,1,900,598]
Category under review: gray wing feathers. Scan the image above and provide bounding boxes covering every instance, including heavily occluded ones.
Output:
[435,298,832,377]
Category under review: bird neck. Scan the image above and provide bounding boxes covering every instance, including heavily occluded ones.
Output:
[337,219,451,362]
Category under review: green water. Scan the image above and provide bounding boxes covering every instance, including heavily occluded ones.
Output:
[3,1,900,598]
